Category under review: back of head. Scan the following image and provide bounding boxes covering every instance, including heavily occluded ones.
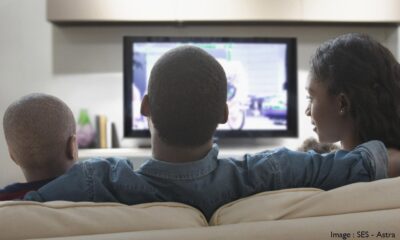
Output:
[3,93,76,170]
[148,46,227,147]
[310,33,400,148]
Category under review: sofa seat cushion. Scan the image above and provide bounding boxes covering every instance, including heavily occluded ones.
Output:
[210,177,400,225]
[0,201,207,240]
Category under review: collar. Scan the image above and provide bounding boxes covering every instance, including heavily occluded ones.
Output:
[137,144,219,180]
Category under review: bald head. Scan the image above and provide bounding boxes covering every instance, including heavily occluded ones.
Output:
[3,93,76,171]
[147,45,227,147]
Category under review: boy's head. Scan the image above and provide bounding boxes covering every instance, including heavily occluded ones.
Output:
[3,93,77,181]
[141,46,228,147]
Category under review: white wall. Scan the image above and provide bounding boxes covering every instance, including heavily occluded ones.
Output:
[0,0,398,186]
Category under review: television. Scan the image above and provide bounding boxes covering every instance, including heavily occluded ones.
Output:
[123,36,298,139]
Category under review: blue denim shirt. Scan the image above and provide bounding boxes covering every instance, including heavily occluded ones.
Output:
[25,140,387,220]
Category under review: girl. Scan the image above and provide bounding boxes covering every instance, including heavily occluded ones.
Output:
[306,33,400,177]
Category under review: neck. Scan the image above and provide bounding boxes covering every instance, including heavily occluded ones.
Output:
[337,117,360,151]
[151,134,213,163]
[340,131,360,151]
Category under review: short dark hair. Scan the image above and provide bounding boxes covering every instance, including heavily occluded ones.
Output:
[310,33,400,148]
[3,93,76,168]
[148,46,227,147]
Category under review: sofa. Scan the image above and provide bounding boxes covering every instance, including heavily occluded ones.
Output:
[1,177,399,240]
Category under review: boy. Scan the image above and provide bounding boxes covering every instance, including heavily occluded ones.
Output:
[0,93,77,200]
[25,46,389,220]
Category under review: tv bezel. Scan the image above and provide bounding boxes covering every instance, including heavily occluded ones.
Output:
[123,36,298,139]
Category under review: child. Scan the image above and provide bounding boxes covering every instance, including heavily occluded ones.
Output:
[306,33,400,177]
[0,93,77,200]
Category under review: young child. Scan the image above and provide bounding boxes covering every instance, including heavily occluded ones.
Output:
[306,33,400,177]
[0,93,77,200]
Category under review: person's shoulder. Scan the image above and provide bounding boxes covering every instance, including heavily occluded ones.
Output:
[354,140,388,179]
[347,140,387,163]
[354,140,385,152]
[0,182,17,193]
[0,183,20,200]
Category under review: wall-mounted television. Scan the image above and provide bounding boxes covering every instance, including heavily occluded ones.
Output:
[123,36,298,139]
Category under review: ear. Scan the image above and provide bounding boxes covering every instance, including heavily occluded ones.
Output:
[66,134,78,161]
[337,93,350,116]
[140,94,151,117]
[219,103,229,124]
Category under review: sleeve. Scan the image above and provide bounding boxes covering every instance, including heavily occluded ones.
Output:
[246,140,388,191]
[24,162,92,202]
[24,157,133,202]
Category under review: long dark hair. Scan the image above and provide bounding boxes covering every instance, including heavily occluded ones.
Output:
[310,33,400,148]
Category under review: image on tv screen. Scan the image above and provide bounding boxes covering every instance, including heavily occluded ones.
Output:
[129,40,291,133]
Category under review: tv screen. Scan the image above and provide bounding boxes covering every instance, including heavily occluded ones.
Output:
[123,36,298,139]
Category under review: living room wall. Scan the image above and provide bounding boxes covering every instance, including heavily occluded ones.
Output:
[0,0,399,186]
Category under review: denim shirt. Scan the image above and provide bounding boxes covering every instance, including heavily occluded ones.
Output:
[25,140,388,220]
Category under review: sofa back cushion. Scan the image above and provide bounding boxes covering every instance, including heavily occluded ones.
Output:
[211,177,400,225]
[210,188,322,224]
[0,201,207,240]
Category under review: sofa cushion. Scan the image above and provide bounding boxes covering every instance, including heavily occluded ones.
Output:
[210,177,400,225]
[210,188,322,225]
[0,201,207,240]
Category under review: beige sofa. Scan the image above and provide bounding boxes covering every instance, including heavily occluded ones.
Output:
[1,177,399,240]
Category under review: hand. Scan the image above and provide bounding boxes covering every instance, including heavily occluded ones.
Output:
[386,148,400,177]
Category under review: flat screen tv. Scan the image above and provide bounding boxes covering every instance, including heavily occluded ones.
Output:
[123,36,298,139]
